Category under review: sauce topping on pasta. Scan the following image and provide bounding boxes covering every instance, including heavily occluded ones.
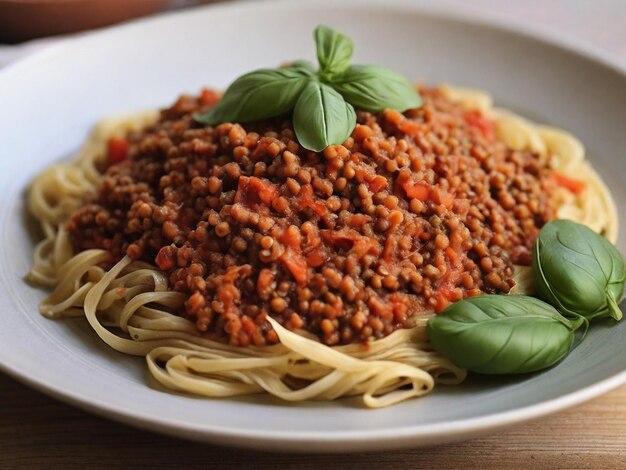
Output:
[66,87,559,347]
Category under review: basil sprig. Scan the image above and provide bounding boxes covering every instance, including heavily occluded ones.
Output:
[533,219,626,321]
[427,219,625,376]
[195,25,423,152]
[427,296,585,374]
[315,25,353,81]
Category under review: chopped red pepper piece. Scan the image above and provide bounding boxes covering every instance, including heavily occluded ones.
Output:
[367,175,388,193]
[463,110,495,140]
[200,88,220,106]
[552,171,586,194]
[234,176,278,206]
[403,181,430,200]
[306,249,327,268]
[107,137,131,166]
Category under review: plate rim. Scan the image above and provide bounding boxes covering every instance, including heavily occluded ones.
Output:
[1,0,626,452]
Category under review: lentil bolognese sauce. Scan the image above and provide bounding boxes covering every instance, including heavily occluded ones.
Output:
[68,87,556,348]
[27,26,618,406]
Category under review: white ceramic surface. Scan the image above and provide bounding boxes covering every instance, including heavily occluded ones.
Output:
[1,0,625,452]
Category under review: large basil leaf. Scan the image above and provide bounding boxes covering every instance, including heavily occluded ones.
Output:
[427,295,582,374]
[533,219,626,321]
[195,68,311,125]
[315,25,353,80]
[332,65,423,113]
[293,80,356,152]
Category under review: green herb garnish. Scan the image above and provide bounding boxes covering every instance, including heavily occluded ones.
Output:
[427,220,625,376]
[293,81,357,154]
[427,295,585,375]
[533,219,626,321]
[332,65,424,113]
[315,25,353,81]
[195,25,423,152]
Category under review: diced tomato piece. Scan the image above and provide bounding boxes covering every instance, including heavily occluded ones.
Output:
[281,249,308,284]
[434,293,451,313]
[552,171,586,194]
[276,227,308,284]
[321,229,378,257]
[306,249,327,268]
[223,264,248,283]
[403,181,430,200]
[441,192,454,209]
[250,177,278,205]
[398,119,421,136]
[430,187,455,209]
[107,137,131,166]
[463,110,495,140]
[234,176,278,206]
[367,175,388,193]
[200,88,220,106]
[434,286,464,313]
[297,184,328,218]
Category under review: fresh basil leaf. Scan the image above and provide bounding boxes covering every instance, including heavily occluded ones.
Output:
[293,80,356,152]
[427,295,580,374]
[533,219,626,321]
[315,25,353,80]
[286,60,317,75]
[195,68,311,125]
[332,64,423,113]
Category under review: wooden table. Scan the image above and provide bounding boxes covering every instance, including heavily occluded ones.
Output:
[2,371,626,469]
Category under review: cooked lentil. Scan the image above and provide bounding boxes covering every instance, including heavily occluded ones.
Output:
[68,87,557,347]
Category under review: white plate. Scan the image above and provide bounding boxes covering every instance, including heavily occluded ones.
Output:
[1,0,626,452]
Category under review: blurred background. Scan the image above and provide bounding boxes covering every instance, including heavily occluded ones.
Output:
[0,0,214,43]
[1,0,625,68]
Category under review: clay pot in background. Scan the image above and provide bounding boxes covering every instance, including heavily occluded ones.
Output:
[0,0,168,43]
